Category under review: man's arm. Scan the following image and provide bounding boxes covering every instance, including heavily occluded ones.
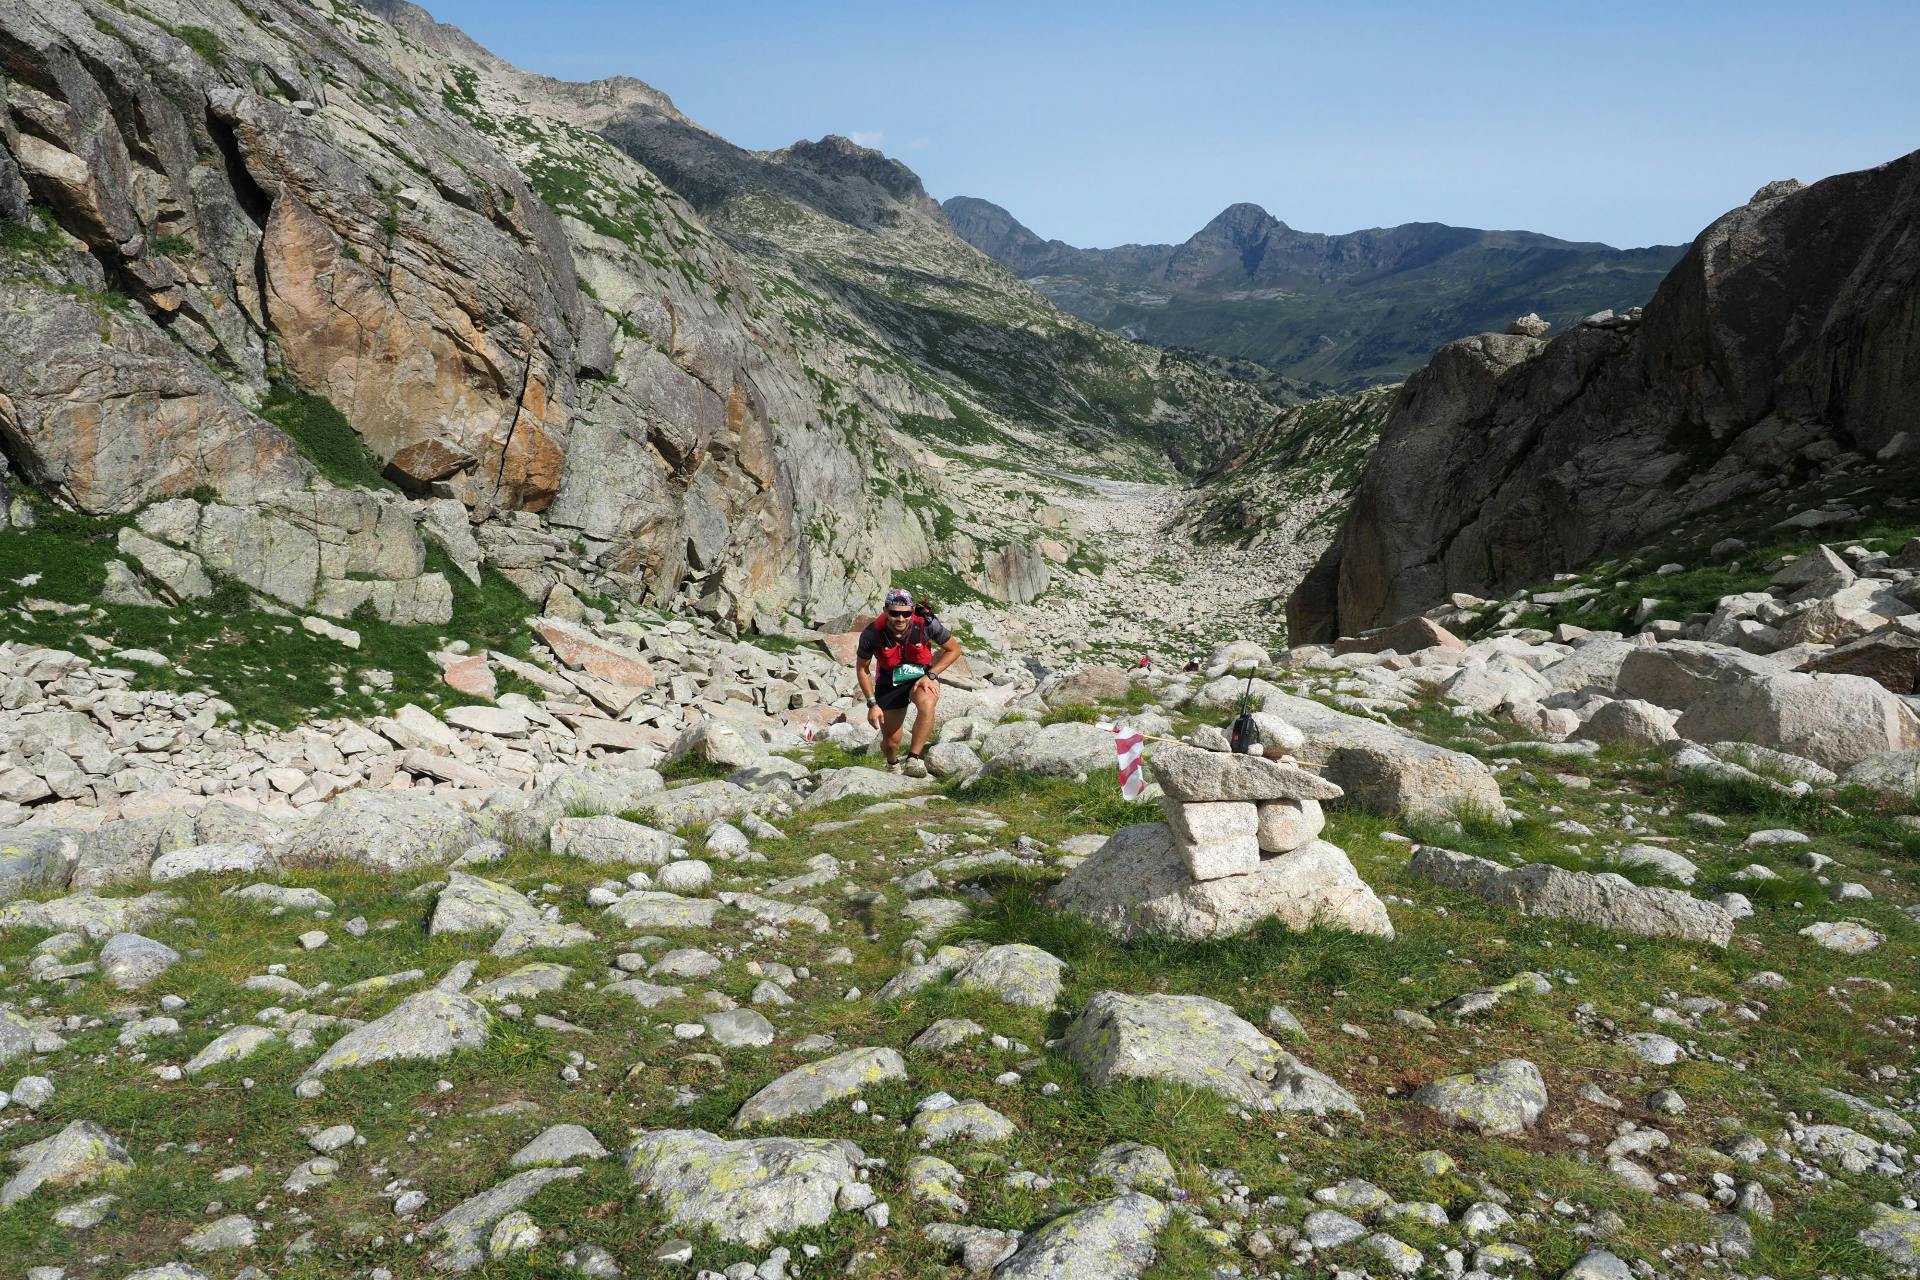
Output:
[928,635,962,678]
[856,656,876,703]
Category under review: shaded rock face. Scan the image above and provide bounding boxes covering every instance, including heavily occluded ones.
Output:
[1292,150,1920,640]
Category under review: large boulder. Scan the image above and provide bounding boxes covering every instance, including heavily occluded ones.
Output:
[1043,666,1133,707]
[283,790,480,872]
[425,1167,584,1272]
[1333,617,1464,656]
[1409,846,1734,946]
[1858,1203,1920,1270]
[981,721,1117,780]
[1613,641,1783,712]
[1064,991,1360,1115]
[1844,752,1920,798]
[802,767,927,809]
[0,891,181,940]
[1412,1059,1549,1135]
[732,1047,906,1128]
[305,990,491,1076]
[0,830,75,901]
[992,1192,1170,1280]
[1774,580,1908,647]
[624,1129,867,1248]
[1050,824,1392,941]
[1802,629,1920,694]
[666,718,768,769]
[0,1119,134,1208]
[534,618,655,687]
[1537,640,1639,696]
[1576,698,1677,749]
[429,872,539,936]
[70,812,196,890]
[950,943,1066,1010]
[100,933,180,990]
[1440,660,1550,713]
[1674,670,1920,772]
[549,815,678,864]
[1208,640,1270,672]
[526,763,666,821]
[1259,692,1503,820]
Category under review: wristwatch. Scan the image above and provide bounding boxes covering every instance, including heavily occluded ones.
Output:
[865,697,877,708]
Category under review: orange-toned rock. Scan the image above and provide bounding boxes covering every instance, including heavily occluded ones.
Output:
[820,631,865,666]
[388,437,477,491]
[259,195,571,513]
[534,618,656,688]
[440,655,497,700]
[1334,617,1466,657]
[555,670,649,717]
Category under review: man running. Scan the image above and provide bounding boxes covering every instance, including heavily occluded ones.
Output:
[856,587,963,776]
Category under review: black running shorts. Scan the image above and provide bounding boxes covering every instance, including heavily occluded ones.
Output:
[874,675,922,712]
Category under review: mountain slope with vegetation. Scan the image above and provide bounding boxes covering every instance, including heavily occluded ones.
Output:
[0,0,1278,650]
[945,195,1684,390]
[1178,385,1400,549]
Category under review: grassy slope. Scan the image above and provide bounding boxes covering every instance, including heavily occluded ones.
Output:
[1458,459,1920,637]
[0,681,1913,1276]
[0,497,536,728]
[1182,385,1401,548]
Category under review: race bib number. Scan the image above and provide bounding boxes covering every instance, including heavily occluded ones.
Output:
[892,663,927,685]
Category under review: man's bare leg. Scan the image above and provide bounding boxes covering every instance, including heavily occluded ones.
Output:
[908,680,941,756]
[880,705,910,765]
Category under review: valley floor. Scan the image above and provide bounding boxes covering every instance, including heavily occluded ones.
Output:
[1,455,1918,1280]
[954,471,1323,670]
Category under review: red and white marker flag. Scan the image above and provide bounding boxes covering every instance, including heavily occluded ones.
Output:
[1113,724,1146,801]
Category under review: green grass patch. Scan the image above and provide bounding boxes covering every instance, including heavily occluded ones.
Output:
[656,755,733,784]
[258,384,395,491]
[0,209,65,258]
[0,493,534,727]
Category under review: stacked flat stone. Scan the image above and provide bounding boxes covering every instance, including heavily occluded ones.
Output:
[1151,744,1344,882]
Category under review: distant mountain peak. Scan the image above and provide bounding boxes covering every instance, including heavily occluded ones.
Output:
[772,135,930,206]
[1203,202,1277,234]
[945,193,1687,387]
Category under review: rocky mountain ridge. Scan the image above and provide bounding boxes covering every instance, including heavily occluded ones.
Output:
[944,194,1684,388]
[0,0,1275,645]
[1289,151,1920,645]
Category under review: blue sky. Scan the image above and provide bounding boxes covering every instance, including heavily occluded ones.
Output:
[428,1,1920,250]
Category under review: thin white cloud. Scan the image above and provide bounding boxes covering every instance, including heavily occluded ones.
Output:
[847,129,885,148]
[902,136,930,151]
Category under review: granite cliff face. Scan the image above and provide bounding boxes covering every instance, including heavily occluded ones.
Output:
[1288,151,1920,643]
[0,0,1269,631]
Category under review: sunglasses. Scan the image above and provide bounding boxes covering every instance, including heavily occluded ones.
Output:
[886,610,913,618]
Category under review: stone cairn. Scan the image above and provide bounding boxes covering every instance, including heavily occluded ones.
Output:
[1151,741,1345,881]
